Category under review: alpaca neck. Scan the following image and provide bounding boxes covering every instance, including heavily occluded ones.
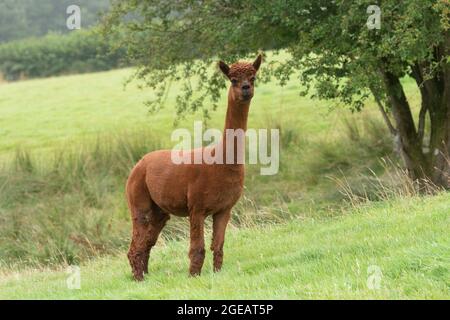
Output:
[220,88,250,165]
[224,90,250,132]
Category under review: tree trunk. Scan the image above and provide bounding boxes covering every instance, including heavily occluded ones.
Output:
[380,53,449,189]
[435,31,450,189]
[380,69,432,185]
[428,95,449,189]
[408,33,450,189]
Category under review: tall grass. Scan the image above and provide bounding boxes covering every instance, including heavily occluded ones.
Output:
[0,130,161,267]
[331,158,445,208]
[0,115,397,269]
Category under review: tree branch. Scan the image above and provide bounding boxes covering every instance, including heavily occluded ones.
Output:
[410,63,428,145]
[369,86,397,136]
[417,103,427,144]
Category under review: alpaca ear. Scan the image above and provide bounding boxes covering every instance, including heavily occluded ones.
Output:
[253,54,262,72]
[218,61,230,78]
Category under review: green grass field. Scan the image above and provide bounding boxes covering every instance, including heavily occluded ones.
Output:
[0,64,448,299]
[0,67,327,153]
[0,65,404,155]
[1,193,448,299]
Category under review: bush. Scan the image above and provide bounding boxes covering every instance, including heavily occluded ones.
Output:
[0,30,127,80]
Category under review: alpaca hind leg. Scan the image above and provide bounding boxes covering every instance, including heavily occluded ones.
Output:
[188,212,206,276]
[128,207,153,281]
[128,204,169,281]
[211,209,231,272]
[143,205,169,274]
[126,163,153,281]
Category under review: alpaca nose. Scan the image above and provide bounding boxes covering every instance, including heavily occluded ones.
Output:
[242,84,250,90]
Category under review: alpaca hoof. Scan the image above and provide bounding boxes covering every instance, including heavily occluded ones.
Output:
[133,273,144,281]
[189,270,201,277]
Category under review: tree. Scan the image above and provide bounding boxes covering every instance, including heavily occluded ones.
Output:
[103,0,450,189]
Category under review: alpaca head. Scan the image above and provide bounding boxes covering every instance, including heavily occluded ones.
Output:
[219,54,262,102]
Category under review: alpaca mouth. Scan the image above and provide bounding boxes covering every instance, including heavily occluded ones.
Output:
[241,93,252,101]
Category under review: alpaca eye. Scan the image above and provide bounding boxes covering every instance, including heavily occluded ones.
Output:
[231,79,238,85]
[250,77,256,82]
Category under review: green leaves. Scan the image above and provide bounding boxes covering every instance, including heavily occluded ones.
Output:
[102,0,449,118]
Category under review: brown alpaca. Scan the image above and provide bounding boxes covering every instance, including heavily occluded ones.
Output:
[126,54,262,280]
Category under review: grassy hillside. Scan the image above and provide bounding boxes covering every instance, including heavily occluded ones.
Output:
[1,193,448,299]
[0,64,404,268]
[0,66,318,154]
[0,65,411,155]
[1,61,446,302]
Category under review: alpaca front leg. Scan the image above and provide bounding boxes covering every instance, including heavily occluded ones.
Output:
[211,209,231,272]
[189,213,206,276]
